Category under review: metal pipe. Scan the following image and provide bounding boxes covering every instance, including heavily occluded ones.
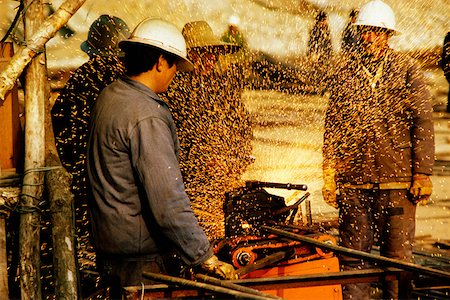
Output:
[273,192,310,216]
[142,272,278,300]
[245,181,307,191]
[194,273,283,300]
[237,251,289,276]
[305,200,312,226]
[262,226,450,279]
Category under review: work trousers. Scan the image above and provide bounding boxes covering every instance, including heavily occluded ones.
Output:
[97,254,167,300]
[338,188,416,300]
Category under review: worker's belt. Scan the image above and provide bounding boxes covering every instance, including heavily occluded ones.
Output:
[341,182,411,190]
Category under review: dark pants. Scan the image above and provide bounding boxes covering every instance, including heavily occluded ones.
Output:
[338,188,416,300]
[97,254,167,299]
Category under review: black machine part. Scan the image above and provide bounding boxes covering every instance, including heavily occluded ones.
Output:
[224,181,308,237]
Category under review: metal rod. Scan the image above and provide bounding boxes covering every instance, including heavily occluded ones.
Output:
[236,268,401,288]
[245,181,307,191]
[142,272,277,300]
[237,251,289,276]
[195,273,283,300]
[373,245,450,264]
[262,226,450,280]
[273,192,310,216]
[305,200,312,226]
[267,222,319,233]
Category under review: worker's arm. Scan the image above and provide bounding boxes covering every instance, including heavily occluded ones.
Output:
[131,116,212,266]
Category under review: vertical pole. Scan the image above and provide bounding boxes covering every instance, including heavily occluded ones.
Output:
[305,200,312,226]
[0,215,8,299]
[45,114,78,297]
[19,0,46,299]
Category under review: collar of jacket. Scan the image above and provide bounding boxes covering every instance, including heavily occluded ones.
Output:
[119,75,169,108]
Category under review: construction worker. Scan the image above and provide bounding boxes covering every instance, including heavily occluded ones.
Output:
[51,14,130,294]
[321,1,434,299]
[341,9,359,54]
[307,11,333,63]
[307,11,333,93]
[221,15,247,49]
[86,18,237,298]
[163,20,253,238]
[441,31,450,113]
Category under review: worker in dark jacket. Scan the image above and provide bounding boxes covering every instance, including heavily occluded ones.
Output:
[163,21,253,238]
[87,18,237,297]
[307,11,333,92]
[322,1,434,299]
[51,14,130,286]
[307,11,333,62]
[341,9,359,54]
[441,31,450,112]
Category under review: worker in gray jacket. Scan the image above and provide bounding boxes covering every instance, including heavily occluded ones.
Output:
[87,18,236,298]
[321,1,434,299]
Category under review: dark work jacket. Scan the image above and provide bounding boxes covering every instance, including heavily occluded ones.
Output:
[323,49,434,184]
[52,55,125,201]
[442,32,450,82]
[87,77,212,265]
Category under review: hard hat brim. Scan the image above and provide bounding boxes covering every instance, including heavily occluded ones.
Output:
[176,57,195,72]
[188,43,241,55]
[81,40,121,57]
[353,23,401,35]
[119,40,194,72]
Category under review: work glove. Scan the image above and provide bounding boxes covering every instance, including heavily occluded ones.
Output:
[322,168,338,209]
[410,173,433,205]
[199,255,238,280]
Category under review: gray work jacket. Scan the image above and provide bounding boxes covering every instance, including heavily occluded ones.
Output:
[323,50,434,184]
[87,76,212,265]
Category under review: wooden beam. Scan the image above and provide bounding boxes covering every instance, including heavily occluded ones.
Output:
[19,0,47,298]
[0,216,8,300]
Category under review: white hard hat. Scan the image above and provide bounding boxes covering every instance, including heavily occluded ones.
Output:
[228,15,240,26]
[354,0,399,33]
[120,18,193,71]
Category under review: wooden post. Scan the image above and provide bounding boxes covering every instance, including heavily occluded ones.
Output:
[45,69,78,298]
[0,214,8,300]
[19,0,46,299]
[45,156,78,299]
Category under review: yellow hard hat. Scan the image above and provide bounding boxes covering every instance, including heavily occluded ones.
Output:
[182,21,240,54]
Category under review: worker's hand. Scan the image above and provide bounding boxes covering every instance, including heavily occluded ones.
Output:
[410,174,433,205]
[322,168,338,208]
[199,255,238,280]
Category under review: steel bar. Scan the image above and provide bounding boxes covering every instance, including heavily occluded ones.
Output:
[373,245,450,264]
[237,251,289,276]
[262,226,450,279]
[194,273,283,300]
[236,268,401,289]
[142,272,276,300]
[305,200,312,226]
[413,290,450,300]
[273,192,310,216]
[137,269,399,297]
[245,181,307,191]
[267,221,319,233]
